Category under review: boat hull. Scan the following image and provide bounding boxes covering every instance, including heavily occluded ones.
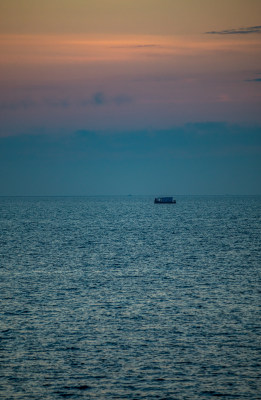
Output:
[154,197,176,204]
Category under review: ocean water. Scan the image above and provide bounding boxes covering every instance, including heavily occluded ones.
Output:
[0,195,260,400]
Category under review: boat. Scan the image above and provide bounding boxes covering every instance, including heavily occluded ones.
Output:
[154,196,176,204]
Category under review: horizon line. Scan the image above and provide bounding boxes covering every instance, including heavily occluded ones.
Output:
[0,194,260,198]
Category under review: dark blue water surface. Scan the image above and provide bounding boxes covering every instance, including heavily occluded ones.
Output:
[0,196,260,400]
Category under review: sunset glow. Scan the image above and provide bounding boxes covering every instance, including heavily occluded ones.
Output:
[0,0,260,194]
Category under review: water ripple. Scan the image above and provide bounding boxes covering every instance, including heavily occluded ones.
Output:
[0,196,260,399]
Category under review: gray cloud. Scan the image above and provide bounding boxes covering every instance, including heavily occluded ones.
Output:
[0,92,133,111]
[0,98,71,111]
[205,25,261,35]
[245,78,261,82]
[81,92,133,107]
[91,92,106,106]
[0,99,35,111]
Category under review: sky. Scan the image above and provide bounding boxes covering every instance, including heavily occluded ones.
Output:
[0,0,261,195]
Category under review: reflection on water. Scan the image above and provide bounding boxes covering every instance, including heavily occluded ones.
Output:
[0,196,260,399]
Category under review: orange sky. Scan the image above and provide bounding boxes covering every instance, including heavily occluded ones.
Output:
[1,0,261,35]
[0,0,261,135]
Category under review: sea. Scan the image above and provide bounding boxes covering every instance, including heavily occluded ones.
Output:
[0,195,260,400]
